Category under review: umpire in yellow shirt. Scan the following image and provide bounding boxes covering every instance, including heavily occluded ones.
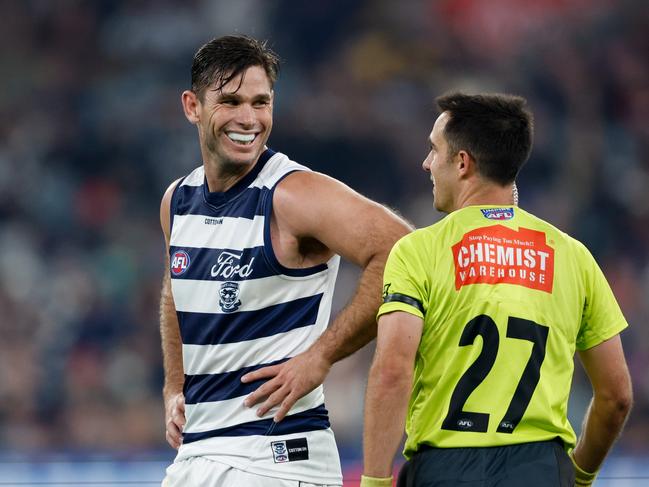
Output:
[361,93,632,487]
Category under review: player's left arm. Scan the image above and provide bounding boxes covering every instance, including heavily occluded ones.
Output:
[363,311,422,483]
[242,171,412,421]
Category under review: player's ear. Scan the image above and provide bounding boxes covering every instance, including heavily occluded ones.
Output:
[182,90,200,124]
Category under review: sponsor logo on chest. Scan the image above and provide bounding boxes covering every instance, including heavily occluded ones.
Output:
[210,251,255,280]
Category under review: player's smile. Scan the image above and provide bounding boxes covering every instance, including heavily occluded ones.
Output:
[217,128,263,159]
[226,131,258,145]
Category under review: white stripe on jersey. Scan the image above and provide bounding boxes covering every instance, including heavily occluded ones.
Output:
[171,214,265,249]
[171,271,330,314]
[183,324,319,375]
[249,152,309,189]
[181,153,308,191]
[180,166,204,187]
[184,386,324,434]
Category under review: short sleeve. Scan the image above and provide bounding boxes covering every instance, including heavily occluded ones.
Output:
[378,235,428,320]
[576,247,628,350]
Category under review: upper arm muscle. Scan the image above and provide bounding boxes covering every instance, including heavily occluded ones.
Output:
[273,171,412,267]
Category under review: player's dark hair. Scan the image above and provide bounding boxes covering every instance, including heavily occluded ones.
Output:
[436,92,534,185]
[191,35,280,99]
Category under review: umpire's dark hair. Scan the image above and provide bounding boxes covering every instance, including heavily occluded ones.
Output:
[436,92,534,185]
[191,35,280,99]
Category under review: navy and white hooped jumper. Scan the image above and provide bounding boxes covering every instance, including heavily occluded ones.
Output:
[168,149,342,484]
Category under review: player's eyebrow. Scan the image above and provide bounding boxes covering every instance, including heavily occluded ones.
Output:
[216,92,271,103]
[253,93,272,103]
[216,92,241,102]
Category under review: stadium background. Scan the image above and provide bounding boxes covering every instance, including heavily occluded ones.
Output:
[0,0,647,485]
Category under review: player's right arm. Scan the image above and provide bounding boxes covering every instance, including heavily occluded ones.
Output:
[572,334,632,483]
[159,179,185,449]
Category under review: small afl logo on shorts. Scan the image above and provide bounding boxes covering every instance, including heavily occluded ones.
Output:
[481,207,514,220]
[170,250,190,276]
[271,441,289,463]
[270,438,309,463]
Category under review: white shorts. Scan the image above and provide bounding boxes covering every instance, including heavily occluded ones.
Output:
[162,456,340,487]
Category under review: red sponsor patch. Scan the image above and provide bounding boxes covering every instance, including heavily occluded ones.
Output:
[452,225,554,293]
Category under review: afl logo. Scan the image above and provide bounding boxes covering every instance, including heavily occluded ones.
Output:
[457,419,474,430]
[481,207,514,220]
[171,250,190,276]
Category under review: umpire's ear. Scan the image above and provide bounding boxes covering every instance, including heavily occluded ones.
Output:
[456,149,477,180]
[181,90,200,124]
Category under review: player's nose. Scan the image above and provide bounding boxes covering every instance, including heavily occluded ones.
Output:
[235,103,256,126]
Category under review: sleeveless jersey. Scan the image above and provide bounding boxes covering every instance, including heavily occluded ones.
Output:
[378,205,627,458]
[168,149,342,484]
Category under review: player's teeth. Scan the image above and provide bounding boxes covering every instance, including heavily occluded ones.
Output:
[227,132,255,142]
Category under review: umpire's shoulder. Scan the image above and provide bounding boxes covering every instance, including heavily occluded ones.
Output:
[531,211,590,254]
[389,223,438,258]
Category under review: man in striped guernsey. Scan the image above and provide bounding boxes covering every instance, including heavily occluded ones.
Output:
[159,35,412,486]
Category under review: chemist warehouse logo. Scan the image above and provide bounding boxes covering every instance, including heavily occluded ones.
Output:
[451,225,555,293]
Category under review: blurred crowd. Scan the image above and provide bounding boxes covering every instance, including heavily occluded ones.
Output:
[0,0,647,460]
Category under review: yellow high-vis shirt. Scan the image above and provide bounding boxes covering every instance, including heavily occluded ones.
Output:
[378,205,627,458]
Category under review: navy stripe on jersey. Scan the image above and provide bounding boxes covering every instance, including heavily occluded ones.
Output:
[184,358,289,405]
[170,245,274,281]
[182,404,330,443]
[178,294,323,345]
[261,173,328,277]
[175,186,267,219]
